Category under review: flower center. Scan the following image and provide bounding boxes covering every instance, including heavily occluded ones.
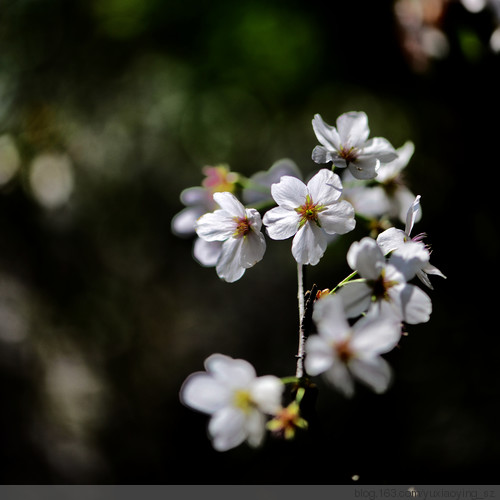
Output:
[339,145,358,163]
[233,389,254,414]
[368,269,399,301]
[233,216,252,238]
[335,339,354,363]
[295,195,323,228]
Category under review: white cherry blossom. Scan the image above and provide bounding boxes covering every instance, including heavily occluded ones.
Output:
[180,354,284,451]
[195,192,266,282]
[305,294,402,397]
[262,169,355,266]
[312,112,397,180]
[343,141,420,223]
[377,195,446,289]
[336,237,432,324]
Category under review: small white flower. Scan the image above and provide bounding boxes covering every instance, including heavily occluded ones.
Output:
[337,237,432,324]
[377,195,446,289]
[312,112,397,180]
[343,141,420,224]
[195,192,266,282]
[180,354,284,451]
[305,295,402,397]
[263,169,355,265]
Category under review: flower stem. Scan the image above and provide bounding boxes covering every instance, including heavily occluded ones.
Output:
[296,263,306,379]
[329,270,358,294]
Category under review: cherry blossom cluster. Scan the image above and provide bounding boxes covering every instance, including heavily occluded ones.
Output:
[173,111,445,452]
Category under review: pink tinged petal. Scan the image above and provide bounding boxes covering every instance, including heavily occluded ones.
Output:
[263,206,299,240]
[238,231,266,269]
[212,192,246,218]
[377,227,407,255]
[179,373,231,414]
[350,315,402,355]
[336,282,373,318]
[349,357,392,394]
[312,114,341,150]
[312,145,336,165]
[249,376,284,414]
[361,137,398,163]
[398,284,432,324]
[195,210,235,242]
[209,407,247,452]
[245,409,266,448]
[318,200,356,235]
[291,223,327,266]
[336,111,370,147]
[405,195,421,236]
[349,157,379,180]
[312,294,351,342]
[216,237,246,283]
[304,335,334,375]
[347,237,385,279]
[193,238,222,267]
[271,175,308,209]
[306,169,343,205]
[390,241,430,281]
[325,361,355,398]
[172,206,206,236]
[204,354,256,388]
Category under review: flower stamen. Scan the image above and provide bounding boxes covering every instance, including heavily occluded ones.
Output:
[233,216,252,238]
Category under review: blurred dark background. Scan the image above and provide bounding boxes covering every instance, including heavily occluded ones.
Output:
[0,0,499,485]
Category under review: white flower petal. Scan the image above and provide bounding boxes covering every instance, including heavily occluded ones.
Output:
[336,282,373,318]
[324,361,355,398]
[271,175,308,209]
[306,169,342,205]
[179,373,231,414]
[351,315,402,355]
[336,111,370,147]
[193,238,222,267]
[376,227,407,255]
[249,376,284,414]
[405,195,421,236]
[312,114,341,150]
[390,241,430,281]
[346,237,385,279]
[304,335,334,375]
[213,192,246,218]
[312,145,336,165]
[312,294,351,342]
[263,206,299,240]
[245,409,266,448]
[216,237,246,282]
[209,407,247,452]
[398,284,432,324]
[394,187,421,225]
[318,200,356,235]
[291,223,327,266]
[376,141,414,182]
[172,206,205,237]
[196,210,235,242]
[348,157,379,180]
[361,137,398,163]
[349,357,392,394]
[204,354,256,388]
[238,231,266,269]
[180,186,210,207]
